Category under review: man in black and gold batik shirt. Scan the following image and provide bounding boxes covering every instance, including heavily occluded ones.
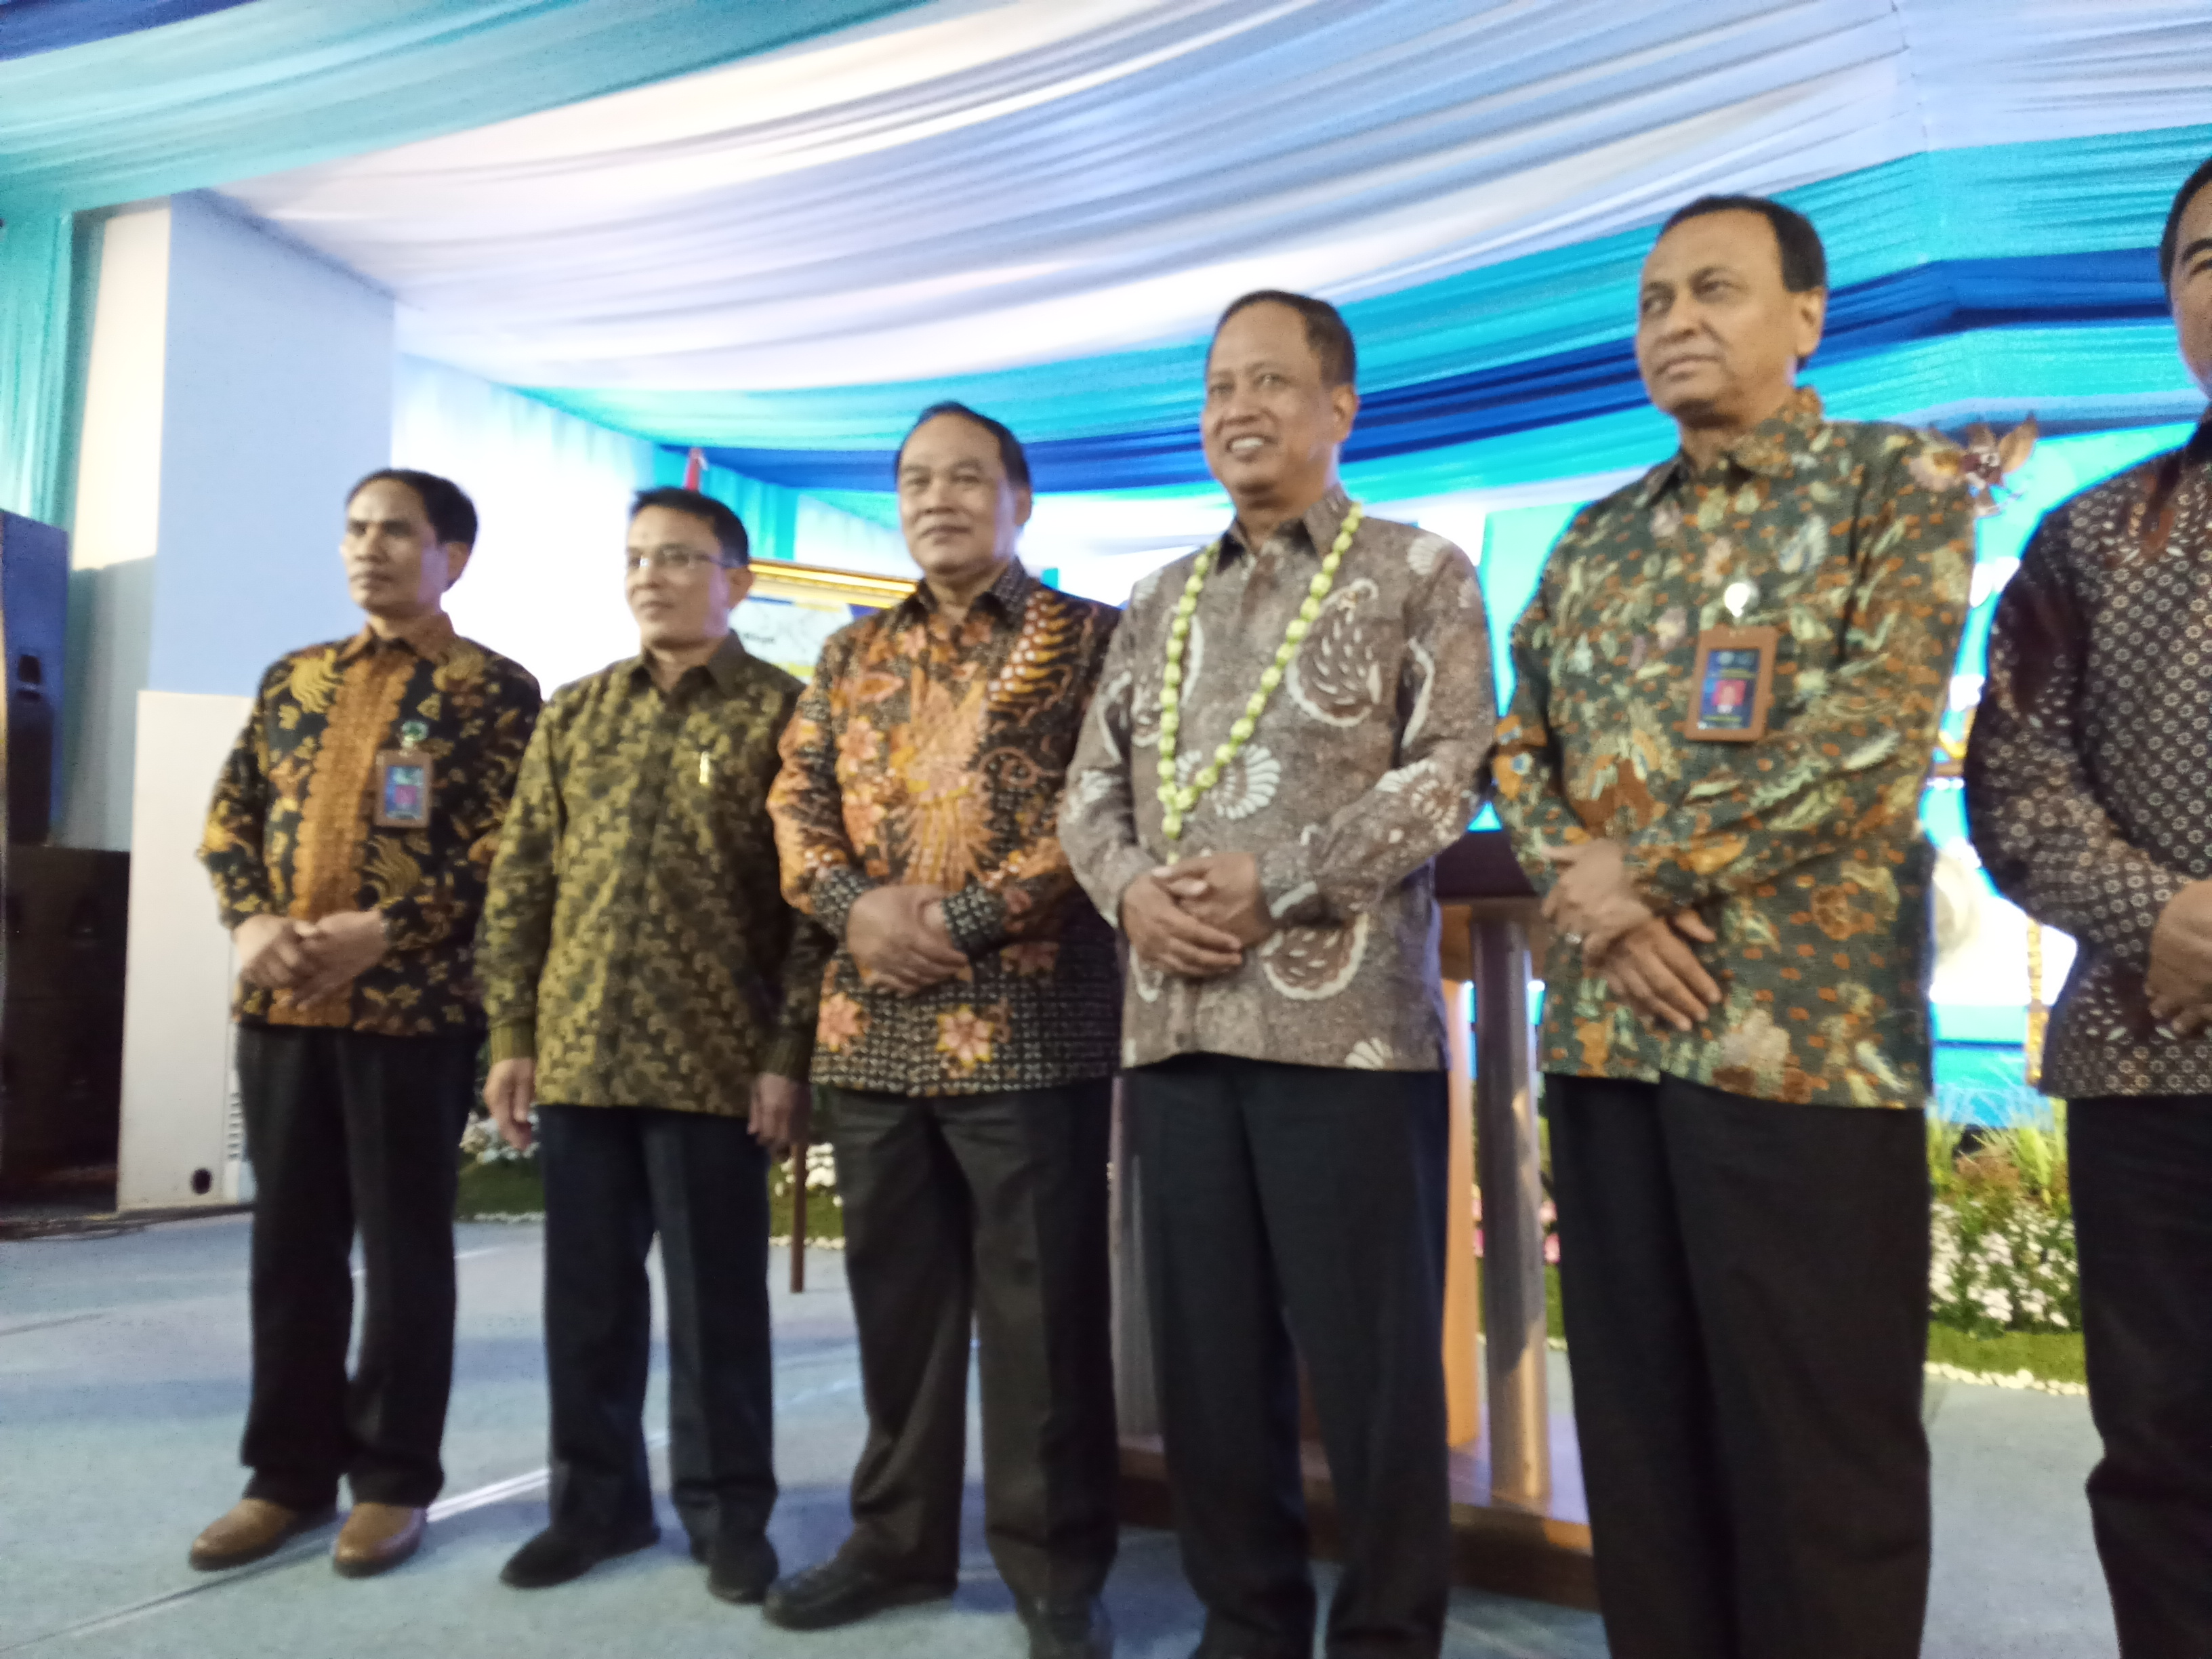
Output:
[476,487,826,1605]
[765,405,1120,1659]
[193,470,540,1581]
[1967,157,2212,1656]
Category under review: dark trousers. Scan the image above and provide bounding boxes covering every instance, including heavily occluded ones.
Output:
[235,1025,476,1511]
[537,1104,774,1549]
[1545,1073,1931,1659]
[820,1078,1118,1605]
[1128,1054,1452,1659]
[2070,1094,2212,1656]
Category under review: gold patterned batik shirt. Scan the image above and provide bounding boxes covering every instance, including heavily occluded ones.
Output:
[1060,489,1495,1074]
[200,612,543,1036]
[476,634,830,1118]
[768,559,1122,1095]
[1967,415,2212,1099]
[1492,389,1975,1109]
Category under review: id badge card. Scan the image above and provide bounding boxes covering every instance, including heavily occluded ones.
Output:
[1686,626,1778,742]
[373,750,434,828]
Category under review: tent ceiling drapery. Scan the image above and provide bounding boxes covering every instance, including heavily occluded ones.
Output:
[213,0,2212,412]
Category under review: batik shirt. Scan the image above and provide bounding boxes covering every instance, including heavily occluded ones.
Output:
[477,634,827,1117]
[1061,487,1494,1073]
[1967,415,2212,1099]
[1492,390,1975,1109]
[769,560,1122,1095]
[201,613,541,1035]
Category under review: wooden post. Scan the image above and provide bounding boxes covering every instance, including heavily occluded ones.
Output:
[1471,904,1551,1509]
[1439,905,1481,1448]
[790,1141,808,1293]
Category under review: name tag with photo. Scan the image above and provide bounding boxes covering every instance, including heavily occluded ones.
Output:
[1687,627,1778,742]
[374,750,434,828]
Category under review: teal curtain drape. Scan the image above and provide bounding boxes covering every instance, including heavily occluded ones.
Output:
[0,213,78,523]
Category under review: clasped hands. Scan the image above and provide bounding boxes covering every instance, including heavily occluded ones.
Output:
[233,909,391,1010]
[2146,880,2212,1038]
[1540,838,1720,1033]
[1121,853,1272,978]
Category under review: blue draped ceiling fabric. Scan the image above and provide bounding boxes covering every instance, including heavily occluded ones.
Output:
[4,0,2211,543]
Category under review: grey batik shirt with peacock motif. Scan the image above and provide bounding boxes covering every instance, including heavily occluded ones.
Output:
[1061,485,1494,1073]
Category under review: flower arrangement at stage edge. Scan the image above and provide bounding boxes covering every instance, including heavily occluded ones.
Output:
[1928,1106,2079,1337]
[769,1141,842,1210]
[1471,1189,1560,1266]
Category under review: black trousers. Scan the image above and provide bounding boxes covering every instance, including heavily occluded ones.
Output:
[234,1025,476,1511]
[1545,1073,1931,1659]
[820,1078,1118,1605]
[537,1104,774,1549]
[1128,1054,1452,1659]
[2070,1094,2212,1656]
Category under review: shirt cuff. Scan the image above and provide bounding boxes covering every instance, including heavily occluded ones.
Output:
[762,1028,814,1082]
[376,893,434,951]
[1258,842,1330,927]
[488,1021,536,1064]
[2116,864,2194,973]
[811,867,878,941]
[938,884,1008,956]
[1621,841,1709,915]
[1092,845,1160,931]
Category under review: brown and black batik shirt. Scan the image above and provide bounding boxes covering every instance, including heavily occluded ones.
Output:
[770,559,1122,1095]
[1967,413,2212,1098]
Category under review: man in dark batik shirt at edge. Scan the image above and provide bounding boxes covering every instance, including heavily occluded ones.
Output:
[1492,197,1974,1659]
[1966,155,2212,1657]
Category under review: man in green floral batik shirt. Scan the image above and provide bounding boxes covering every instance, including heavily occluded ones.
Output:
[476,488,827,1604]
[1492,197,1974,1659]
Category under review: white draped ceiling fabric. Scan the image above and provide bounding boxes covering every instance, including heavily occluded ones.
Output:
[226,0,2207,389]
[207,0,2212,580]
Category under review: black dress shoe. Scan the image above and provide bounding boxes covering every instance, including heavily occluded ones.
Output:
[1019,1595,1114,1659]
[761,1555,953,1630]
[705,1532,779,1605]
[499,1524,659,1589]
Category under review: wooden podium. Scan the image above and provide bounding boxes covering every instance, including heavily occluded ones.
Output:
[1111,831,1595,1608]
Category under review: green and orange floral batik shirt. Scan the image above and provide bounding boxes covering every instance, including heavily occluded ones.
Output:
[769,558,1122,1096]
[201,612,542,1036]
[1491,389,1975,1109]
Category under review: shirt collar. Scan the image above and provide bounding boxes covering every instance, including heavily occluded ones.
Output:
[622,630,752,693]
[894,557,1032,623]
[336,610,458,666]
[1635,386,1827,507]
[1220,483,1355,563]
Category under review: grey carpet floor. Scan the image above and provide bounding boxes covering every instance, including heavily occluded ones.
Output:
[0,1215,2114,1657]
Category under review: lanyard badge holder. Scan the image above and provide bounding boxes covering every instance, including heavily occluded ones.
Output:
[1686,580,1778,743]
[373,718,434,829]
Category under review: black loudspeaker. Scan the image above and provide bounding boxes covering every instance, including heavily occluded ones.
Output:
[1,846,128,1187]
[1,510,68,844]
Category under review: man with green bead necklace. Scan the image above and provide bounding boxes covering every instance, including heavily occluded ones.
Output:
[1063,290,1495,1659]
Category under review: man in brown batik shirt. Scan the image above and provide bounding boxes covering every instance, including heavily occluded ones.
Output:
[192,470,540,1580]
[765,405,1121,1659]
[1063,293,1493,1659]
[1967,155,2212,1654]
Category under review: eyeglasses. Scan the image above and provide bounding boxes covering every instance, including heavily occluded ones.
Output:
[625,547,735,575]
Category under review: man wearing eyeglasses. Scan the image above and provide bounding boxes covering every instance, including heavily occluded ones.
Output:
[475,487,830,1601]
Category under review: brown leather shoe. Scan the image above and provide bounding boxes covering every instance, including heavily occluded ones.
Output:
[333,1502,426,1578]
[188,1498,337,1571]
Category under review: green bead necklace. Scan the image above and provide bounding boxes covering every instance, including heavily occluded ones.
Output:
[1156,501,1364,840]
